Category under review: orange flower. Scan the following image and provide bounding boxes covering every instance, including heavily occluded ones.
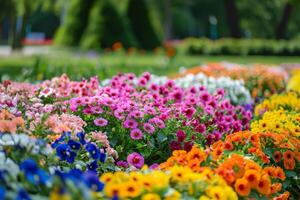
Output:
[187,146,206,163]
[245,161,261,171]
[273,151,282,163]
[263,167,275,177]
[212,146,223,160]
[244,169,260,188]
[273,191,290,200]
[256,175,271,195]
[270,183,282,194]
[224,141,234,151]
[283,150,295,170]
[234,178,251,196]
[275,167,286,181]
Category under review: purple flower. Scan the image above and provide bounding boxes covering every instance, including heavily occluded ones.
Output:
[143,123,155,134]
[138,77,147,87]
[196,124,206,133]
[94,117,108,127]
[200,91,211,102]
[130,129,143,140]
[176,130,186,142]
[149,163,159,170]
[91,106,103,114]
[123,119,138,129]
[172,90,183,102]
[184,107,196,119]
[116,161,129,168]
[127,152,144,168]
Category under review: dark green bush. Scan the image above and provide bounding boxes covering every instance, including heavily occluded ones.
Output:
[80,0,138,49]
[54,0,95,46]
[179,38,300,56]
[127,0,161,50]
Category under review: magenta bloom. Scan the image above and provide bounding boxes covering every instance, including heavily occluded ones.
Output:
[130,128,143,140]
[123,119,138,129]
[138,77,147,87]
[176,130,186,142]
[127,152,144,168]
[116,161,129,168]
[184,107,196,119]
[93,117,108,127]
[200,91,211,102]
[143,123,155,134]
[172,90,183,102]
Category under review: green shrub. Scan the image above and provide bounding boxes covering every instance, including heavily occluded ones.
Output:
[179,38,300,56]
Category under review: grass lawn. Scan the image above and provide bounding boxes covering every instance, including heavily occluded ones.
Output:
[1,51,300,81]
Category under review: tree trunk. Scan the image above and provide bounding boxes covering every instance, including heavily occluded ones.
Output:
[224,0,242,38]
[9,17,18,50]
[164,0,172,40]
[275,2,293,39]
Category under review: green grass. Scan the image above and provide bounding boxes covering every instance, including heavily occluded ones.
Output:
[1,51,300,81]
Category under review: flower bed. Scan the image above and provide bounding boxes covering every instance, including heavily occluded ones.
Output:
[0,64,299,199]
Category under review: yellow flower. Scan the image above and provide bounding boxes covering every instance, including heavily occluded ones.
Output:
[165,190,181,200]
[100,172,114,183]
[142,193,161,200]
[206,186,225,200]
[104,183,126,198]
[122,181,142,198]
[170,166,191,182]
[199,195,211,200]
[49,188,71,200]
[288,69,300,92]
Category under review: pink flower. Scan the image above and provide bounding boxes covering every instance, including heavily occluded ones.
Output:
[94,117,108,127]
[123,119,138,129]
[184,107,196,119]
[130,128,143,140]
[116,161,129,168]
[172,90,183,102]
[200,91,211,102]
[143,123,155,134]
[138,77,147,87]
[176,130,186,142]
[127,152,144,168]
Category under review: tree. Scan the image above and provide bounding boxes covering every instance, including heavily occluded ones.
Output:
[80,0,138,49]
[54,0,95,46]
[223,0,242,38]
[275,0,299,39]
[127,0,161,49]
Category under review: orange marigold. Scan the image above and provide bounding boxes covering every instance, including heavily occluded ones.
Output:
[235,178,251,196]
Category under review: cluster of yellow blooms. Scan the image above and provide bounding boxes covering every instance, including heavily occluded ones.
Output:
[254,91,300,116]
[251,109,300,137]
[99,166,237,200]
[287,69,300,93]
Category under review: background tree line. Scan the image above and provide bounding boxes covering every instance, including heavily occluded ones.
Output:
[0,0,300,50]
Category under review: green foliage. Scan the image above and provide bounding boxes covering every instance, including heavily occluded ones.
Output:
[127,0,162,49]
[80,0,138,49]
[180,38,300,56]
[54,0,95,46]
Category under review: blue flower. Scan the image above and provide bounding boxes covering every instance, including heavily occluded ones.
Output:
[112,195,119,200]
[83,171,104,192]
[20,159,50,185]
[68,140,81,150]
[56,144,76,163]
[16,189,31,200]
[100,152,106,163]
[85,143,100,160]
[76,132,86,145]
[0,186,5,200]
[87,160,98,172]
[51,132,71,148]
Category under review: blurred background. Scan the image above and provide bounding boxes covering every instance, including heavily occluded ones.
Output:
[1,0,300,81]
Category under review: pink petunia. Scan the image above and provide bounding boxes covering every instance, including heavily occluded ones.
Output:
[143,123,155,134]
[130,128,143,140]
[94,117,108,127]
[127,152,144,169]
